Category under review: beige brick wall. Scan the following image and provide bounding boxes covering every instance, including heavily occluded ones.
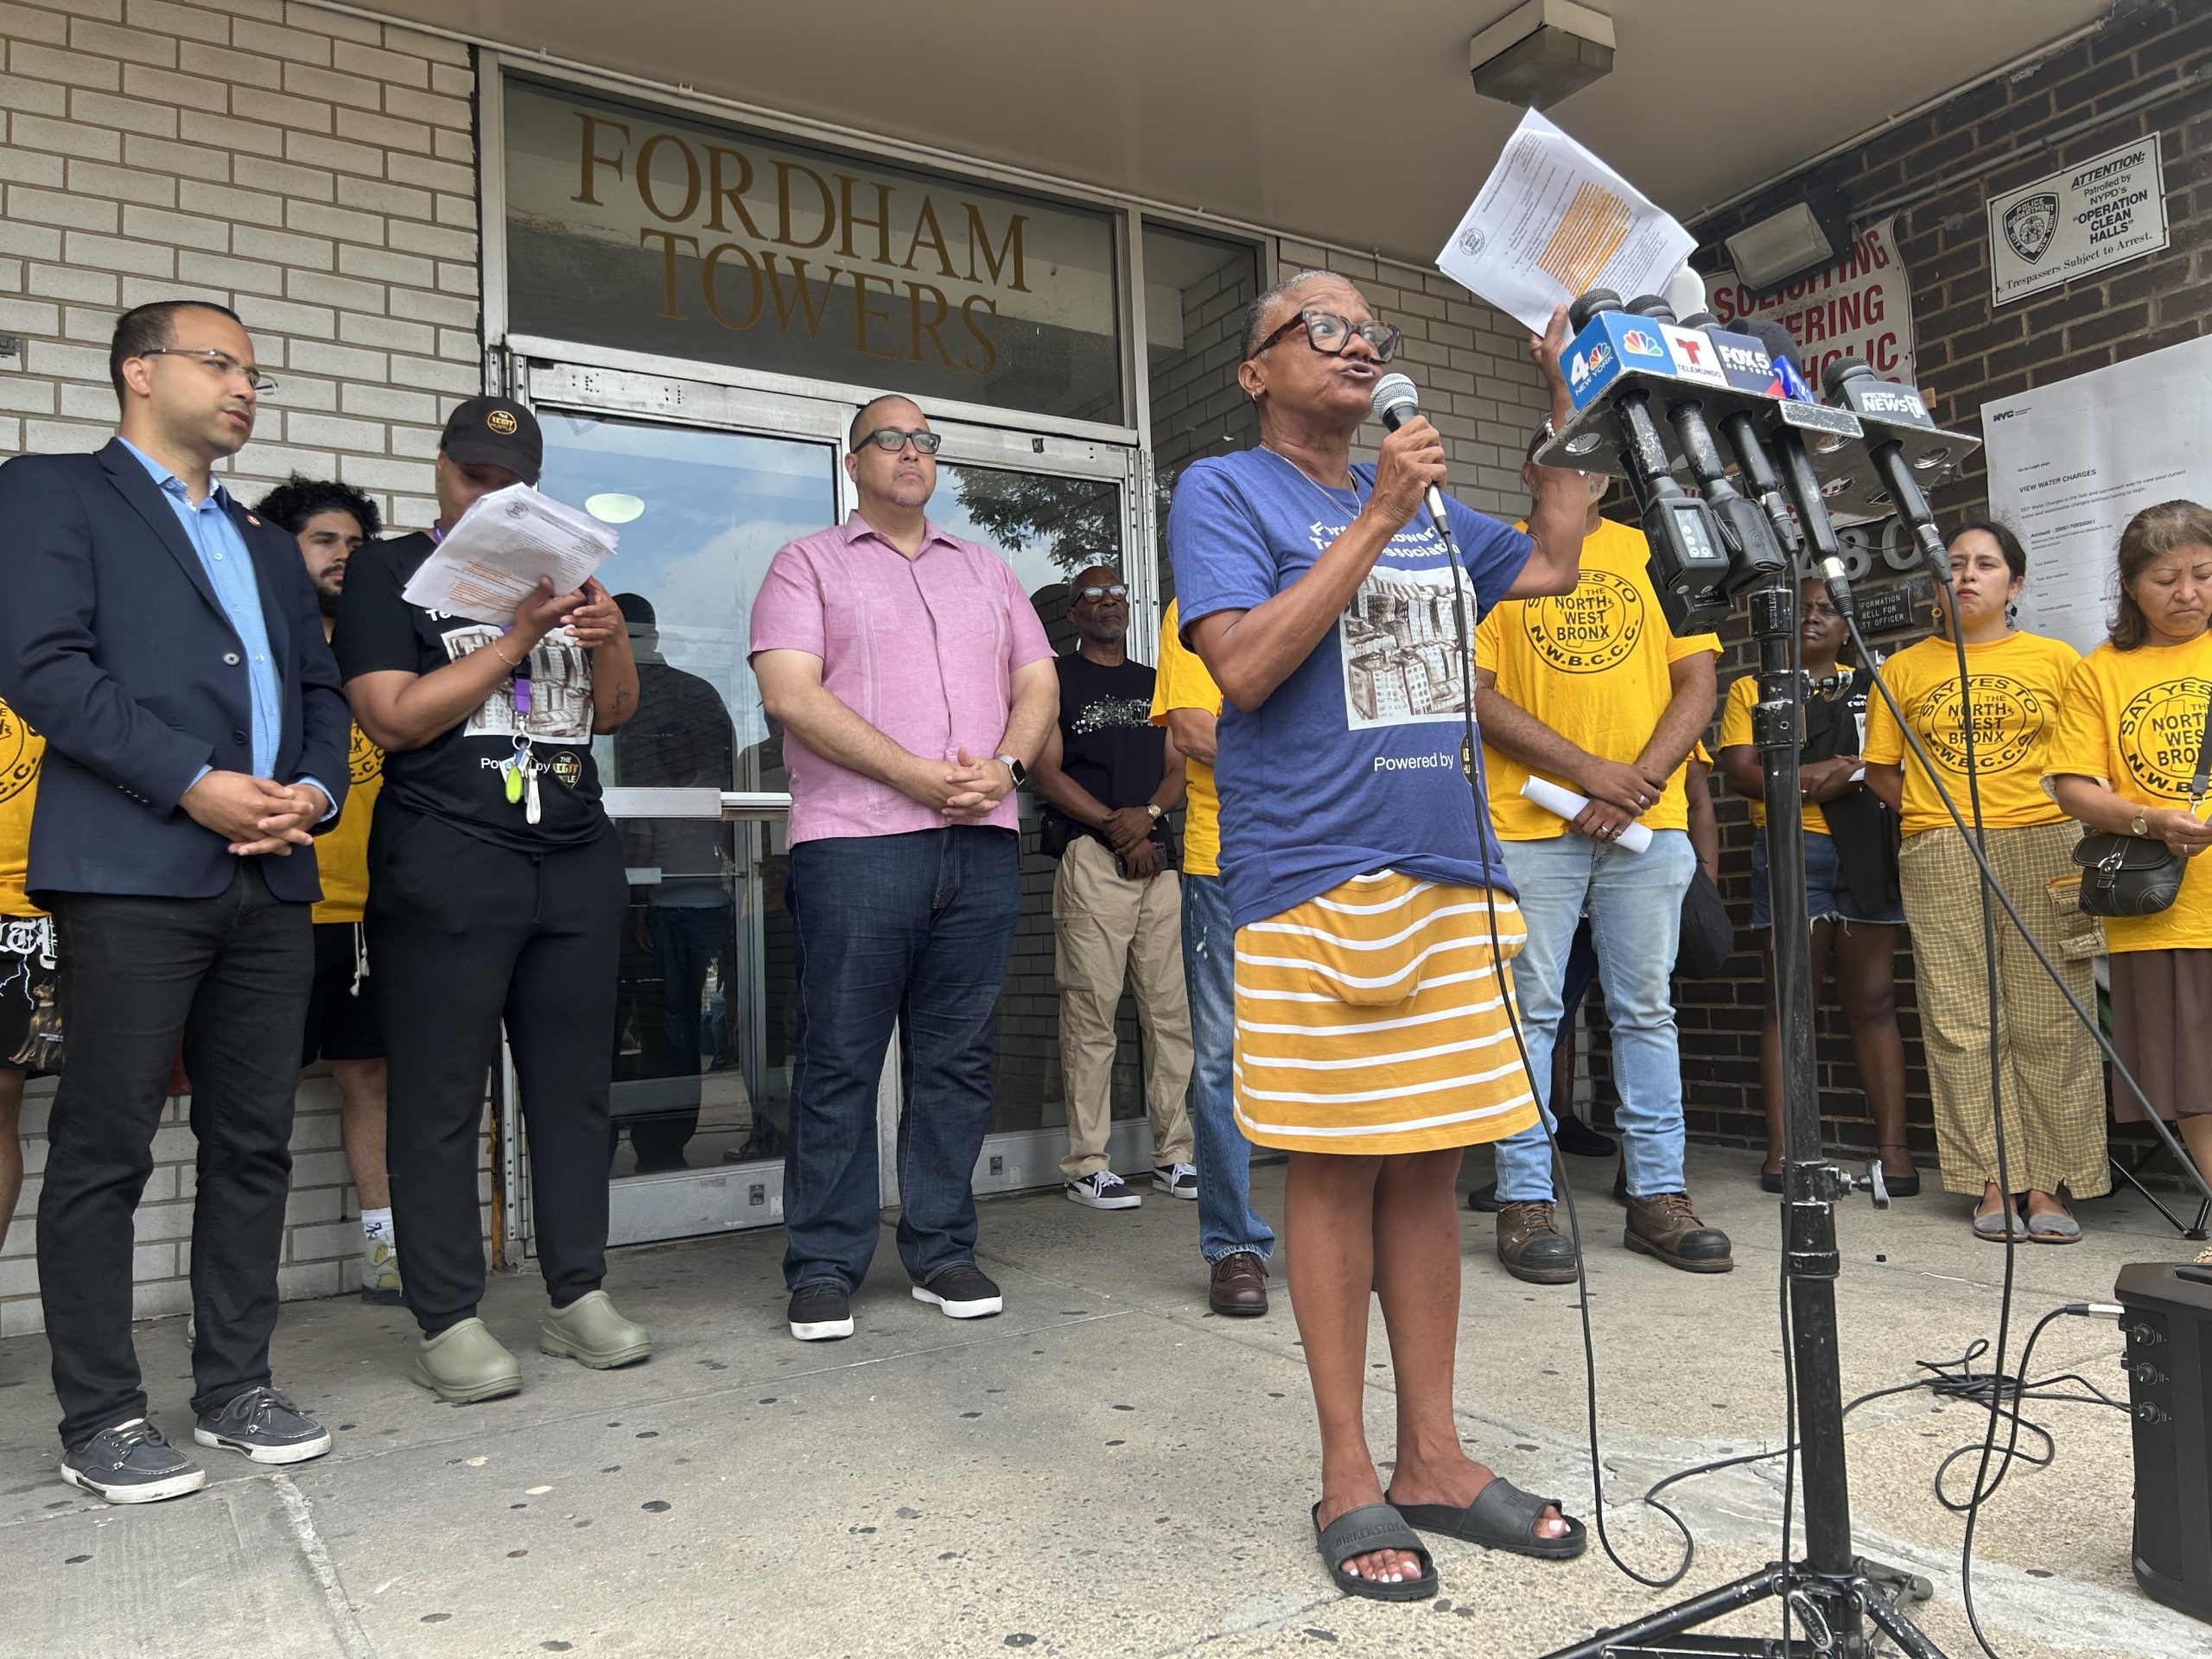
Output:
[0,0,484,1338]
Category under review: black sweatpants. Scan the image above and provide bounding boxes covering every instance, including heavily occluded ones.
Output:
[40,865,310,1446]
[365,803,625,1337]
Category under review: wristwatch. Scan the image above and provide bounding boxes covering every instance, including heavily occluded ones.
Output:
[995,753,1027,790]
[2131,810,2150,836]
[1145,804,1163,822]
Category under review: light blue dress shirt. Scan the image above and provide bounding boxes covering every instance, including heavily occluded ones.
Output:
[118,439,332,816]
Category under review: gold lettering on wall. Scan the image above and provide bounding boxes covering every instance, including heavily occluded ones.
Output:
[571,109,1044,378]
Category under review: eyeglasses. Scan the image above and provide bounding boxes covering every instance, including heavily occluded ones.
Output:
[1074,583,1128,602]
[861,427,942,454]
[1247,308,1401,364]
[137,347,277,394]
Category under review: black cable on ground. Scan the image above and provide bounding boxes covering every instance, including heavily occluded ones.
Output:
[1638,1302,2126,1514]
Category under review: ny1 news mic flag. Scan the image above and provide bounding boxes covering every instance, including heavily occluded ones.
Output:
[1436,108,1695,334]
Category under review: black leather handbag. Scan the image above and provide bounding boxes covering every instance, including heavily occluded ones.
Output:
[2072,683,2212,918]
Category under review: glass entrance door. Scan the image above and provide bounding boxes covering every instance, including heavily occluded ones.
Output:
[525,366,848,1245]
[924,423,1153,1196]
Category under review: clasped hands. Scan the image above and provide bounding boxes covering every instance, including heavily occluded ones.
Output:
[899,746,1015,822]
[181,771,331,856]
[1571,757,1671,842]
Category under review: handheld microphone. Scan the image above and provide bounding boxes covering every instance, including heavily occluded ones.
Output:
[1370,372,1451,540]
[1743,321,1855,615]
[1822,356,1952,584]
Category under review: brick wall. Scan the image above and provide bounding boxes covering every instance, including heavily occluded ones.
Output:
[1638,2,2212,1166]
[0,0,483,1336]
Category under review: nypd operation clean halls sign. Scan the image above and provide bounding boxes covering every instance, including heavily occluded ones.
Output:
[1987,135,2167,307]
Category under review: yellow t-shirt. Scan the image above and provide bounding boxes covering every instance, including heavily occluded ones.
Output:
[1150,599,1222,880]
[1863,631,2079,840]
[2044,634,2212,953]
[1717,668,1866,837]
[1476,517,1720,840]
[311,724,385,925]
[0,695,46,918]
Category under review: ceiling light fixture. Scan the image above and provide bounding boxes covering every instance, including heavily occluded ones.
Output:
[1468,0,1615,111]
[1723,184,1853,296]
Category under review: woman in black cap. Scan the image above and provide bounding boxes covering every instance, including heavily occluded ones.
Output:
[334,397,648,1402]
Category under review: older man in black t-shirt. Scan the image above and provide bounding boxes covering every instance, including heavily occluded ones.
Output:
[1032,567,1196,1211]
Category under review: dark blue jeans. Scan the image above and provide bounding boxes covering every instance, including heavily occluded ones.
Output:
[1182,872,1274,1264]
[782,827,1019,1293]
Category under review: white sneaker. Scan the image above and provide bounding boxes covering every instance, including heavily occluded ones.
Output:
[1065,1169,1141,1210]
[1153,1162,1198,1199]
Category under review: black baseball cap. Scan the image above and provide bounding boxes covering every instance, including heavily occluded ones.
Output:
[441,396,542,485]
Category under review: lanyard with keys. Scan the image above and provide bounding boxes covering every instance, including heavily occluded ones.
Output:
[499,638,542,824]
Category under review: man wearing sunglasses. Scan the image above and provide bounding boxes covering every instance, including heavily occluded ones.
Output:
[0,301,352,1501]
[1029,567,1197,1215]
[1170,270,1593,1593]
[751,393,1057,1343]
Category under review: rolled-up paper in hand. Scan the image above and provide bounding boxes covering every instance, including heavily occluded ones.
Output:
[1521,776,1654,853]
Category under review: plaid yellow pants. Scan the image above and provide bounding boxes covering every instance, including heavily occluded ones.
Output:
[1896,821,2109,1198]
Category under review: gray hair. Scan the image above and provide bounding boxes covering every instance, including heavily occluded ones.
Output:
[1238,269,1352,362]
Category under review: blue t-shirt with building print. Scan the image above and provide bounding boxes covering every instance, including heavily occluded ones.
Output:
[1168,448,1534,930]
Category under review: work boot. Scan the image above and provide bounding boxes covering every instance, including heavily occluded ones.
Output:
[410,1317,523,1403]
[539,1290,652,1370]
[1495,1200,1579,1285]
[1624,1192,1734,1274]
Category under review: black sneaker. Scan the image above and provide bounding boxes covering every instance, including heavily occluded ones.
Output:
[1153,1162,1199,1199]
[912,1262,1002,1320]
[788,1282,854,1342]
[60,1418,207,1504]
[193,1386,333,1465]
[1466,1179,1503,1213]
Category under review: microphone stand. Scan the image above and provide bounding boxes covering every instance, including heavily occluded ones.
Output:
[1538,420,1946,1659]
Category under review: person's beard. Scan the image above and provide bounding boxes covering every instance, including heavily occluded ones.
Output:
[315,578,342,619]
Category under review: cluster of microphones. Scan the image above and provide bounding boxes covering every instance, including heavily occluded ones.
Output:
[1370,270,1974,634]
[1555,270,1970,630]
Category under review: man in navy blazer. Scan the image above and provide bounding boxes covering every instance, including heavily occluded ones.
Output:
[0,301,350,1503]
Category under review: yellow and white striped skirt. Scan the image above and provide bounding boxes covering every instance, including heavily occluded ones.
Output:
[1231,869,1538,1156]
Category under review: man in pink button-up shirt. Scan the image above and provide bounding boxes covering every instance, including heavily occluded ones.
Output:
[750,393,1057,1344]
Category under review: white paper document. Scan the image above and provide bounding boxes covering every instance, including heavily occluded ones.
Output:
[1985,334,2212,658]
[1436,108,1696,335]
[400,484,618,626]
[1521,776,1653,853]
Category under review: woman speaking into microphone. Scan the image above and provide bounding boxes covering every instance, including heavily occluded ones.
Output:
[335,398,650,1403]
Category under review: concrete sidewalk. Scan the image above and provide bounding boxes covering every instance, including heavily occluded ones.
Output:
[0,1143,2200,1659]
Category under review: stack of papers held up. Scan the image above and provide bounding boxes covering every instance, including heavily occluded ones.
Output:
[399,484,618,626]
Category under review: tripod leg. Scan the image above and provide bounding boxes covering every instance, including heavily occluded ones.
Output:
[1858,1583,1950,1659]
[2110,1154,2195,1238]
[1535,1566,1784,1659]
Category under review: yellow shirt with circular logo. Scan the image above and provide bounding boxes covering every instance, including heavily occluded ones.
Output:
[1475,517,1720,840]
[2044,633,2212,953]
[1862,631,2079,840]
[311,723,385,925]
[0,695,46,918]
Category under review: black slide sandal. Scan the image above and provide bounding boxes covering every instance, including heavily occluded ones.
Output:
[1389,1478,1588,1560]
[1313,1503,1438,1601]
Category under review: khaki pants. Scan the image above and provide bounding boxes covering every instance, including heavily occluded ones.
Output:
[1896,821,2109,1198]
[1053,835,1195,1179]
